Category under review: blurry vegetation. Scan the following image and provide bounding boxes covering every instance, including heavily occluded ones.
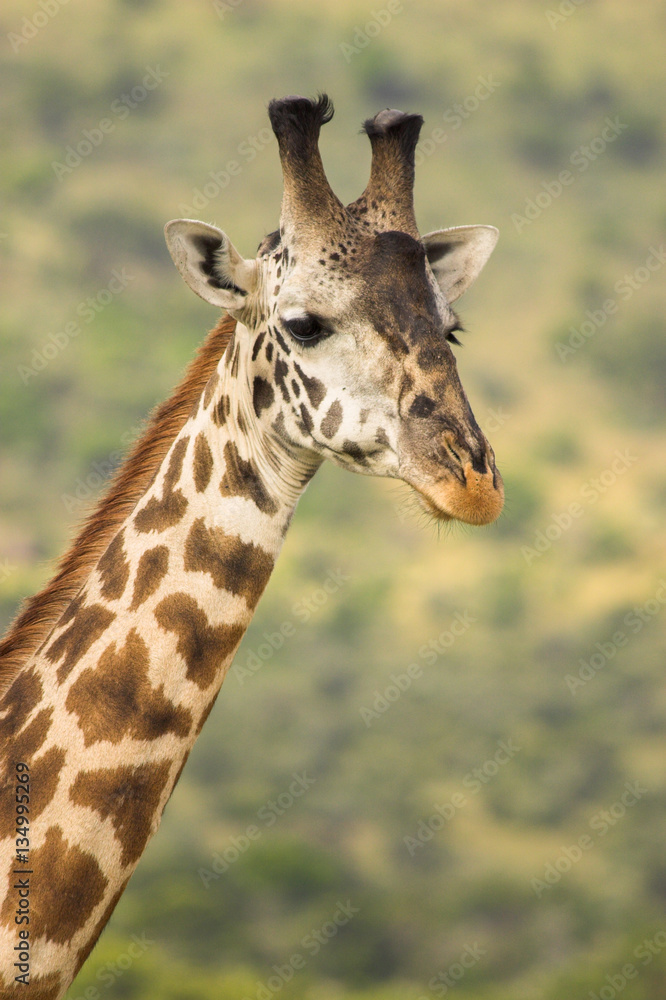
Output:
[1,1,665,998]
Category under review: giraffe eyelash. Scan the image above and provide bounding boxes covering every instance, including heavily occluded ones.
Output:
[445,322,464,346]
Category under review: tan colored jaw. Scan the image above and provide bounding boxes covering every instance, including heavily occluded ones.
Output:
[409,463,504,526]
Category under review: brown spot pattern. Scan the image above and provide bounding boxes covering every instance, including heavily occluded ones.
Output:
[203,369,220,408]
[129,545,169,610]
[184,517,274,610]
[66,629,192,745]
[0,667,42,738]
[0,709,58,840]
[0,973,62,1000]
[293,362,326,408]
[321,400,343,439]
[56,592,84,629]
[70,761,172,867]
[3,747,66,840]
[193,432,214,493]
[134,437,189,533]
[74,879,130,977]
[253,376,274,416]
[212,394,231,427]
[0,314,236,695]
[219,440,278,515]
[3,707,53,764]
[195,690,223,735]
[299,403,313,434]
[46,604,116,684]
[0,825,108,943]
[154,592,245,689]
[97,529,130,601]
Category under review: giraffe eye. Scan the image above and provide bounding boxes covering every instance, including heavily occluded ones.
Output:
[283,314,325,344]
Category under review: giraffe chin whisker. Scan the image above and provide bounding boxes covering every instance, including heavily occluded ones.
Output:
[413,491,454,522]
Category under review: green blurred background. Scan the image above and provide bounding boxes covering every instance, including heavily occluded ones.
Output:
[1,1,666,997]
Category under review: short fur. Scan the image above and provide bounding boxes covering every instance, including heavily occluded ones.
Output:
[0,314,237,695]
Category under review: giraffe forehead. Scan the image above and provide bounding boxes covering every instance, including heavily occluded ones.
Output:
[267,230,436,327]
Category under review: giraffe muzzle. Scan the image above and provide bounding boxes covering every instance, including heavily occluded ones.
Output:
[405,434,504,526]
[414,460,504,525]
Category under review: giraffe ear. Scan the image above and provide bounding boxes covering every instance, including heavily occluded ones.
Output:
[164,220,257,310]
[422,225,498,303]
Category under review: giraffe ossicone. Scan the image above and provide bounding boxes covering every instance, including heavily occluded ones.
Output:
[0,94,502,999]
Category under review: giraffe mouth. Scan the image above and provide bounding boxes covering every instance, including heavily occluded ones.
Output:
[407,463,504,526]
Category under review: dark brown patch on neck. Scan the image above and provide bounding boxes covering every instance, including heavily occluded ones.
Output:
[0,666,42,736]
[66,628,192,745]
[203,370,220,409]
[0,707,58,840]
[98,529,130,601]
[184,517,274,610]
[0,973,62,1000]
[129,545,169,611]
[193,433,214,493]
[219,441,278,515]
[0,825,108,942]
[0,745,65,841]
[46,604,116,684]
[74,879,130,979]
[0,706,53,776]
[154,591,245,689]
[69,760,172,867]
[134,437,190,533]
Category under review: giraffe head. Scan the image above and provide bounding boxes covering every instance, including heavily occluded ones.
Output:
[165,95,503,525]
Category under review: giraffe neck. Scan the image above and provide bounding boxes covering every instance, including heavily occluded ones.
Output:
[0,322,320,998]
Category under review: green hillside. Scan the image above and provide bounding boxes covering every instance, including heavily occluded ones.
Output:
[1,1,665,997]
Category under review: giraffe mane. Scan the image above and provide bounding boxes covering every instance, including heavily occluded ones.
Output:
[0,313,237,695]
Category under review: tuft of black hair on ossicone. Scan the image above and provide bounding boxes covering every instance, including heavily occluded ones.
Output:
[268,93,334,147]
[361,109,424,160]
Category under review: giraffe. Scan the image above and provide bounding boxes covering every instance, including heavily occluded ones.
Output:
[0,94,503,999]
